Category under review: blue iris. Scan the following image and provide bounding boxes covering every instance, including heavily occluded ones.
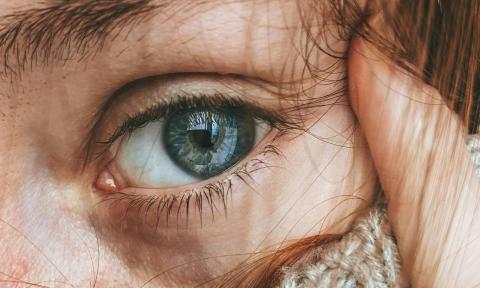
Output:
[163,108,255,178]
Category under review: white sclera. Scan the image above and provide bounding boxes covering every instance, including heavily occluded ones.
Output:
[116,118,270,189]
[116,120,198,188]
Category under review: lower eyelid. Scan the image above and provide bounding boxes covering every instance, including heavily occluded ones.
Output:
[94,133,283,227]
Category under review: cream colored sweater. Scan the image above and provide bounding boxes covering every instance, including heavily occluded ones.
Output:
[279,206,405,287]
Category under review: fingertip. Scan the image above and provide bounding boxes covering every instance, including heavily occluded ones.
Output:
[347,37,396,120]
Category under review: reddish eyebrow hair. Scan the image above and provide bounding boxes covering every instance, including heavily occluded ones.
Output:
[0,0,164,77]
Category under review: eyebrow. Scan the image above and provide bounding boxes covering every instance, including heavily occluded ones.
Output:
[0,0,162,76]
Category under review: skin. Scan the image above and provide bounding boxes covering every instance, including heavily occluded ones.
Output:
[2,0,478,287]
[0,1,376,287]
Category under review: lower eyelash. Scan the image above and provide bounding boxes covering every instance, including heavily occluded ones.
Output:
[95,143,283,229]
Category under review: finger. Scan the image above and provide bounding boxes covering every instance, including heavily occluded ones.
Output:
[348,37,466,199]
[348,37,480,286]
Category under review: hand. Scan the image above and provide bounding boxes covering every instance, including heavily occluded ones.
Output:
[348,37,480,287]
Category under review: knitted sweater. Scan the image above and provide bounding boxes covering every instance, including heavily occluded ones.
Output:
[279,206,405,287]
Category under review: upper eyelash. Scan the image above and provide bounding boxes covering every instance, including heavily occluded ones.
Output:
[96,93,301,148]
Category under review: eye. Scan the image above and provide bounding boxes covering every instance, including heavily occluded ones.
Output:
[91,75,299,224]
[113,106,268,189]
[91,75,297,196]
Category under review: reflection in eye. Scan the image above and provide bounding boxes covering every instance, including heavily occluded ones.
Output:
[164,109,257,179]
[114,102,270,188]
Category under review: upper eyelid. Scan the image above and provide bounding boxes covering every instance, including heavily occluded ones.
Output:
[97,76,301,137]
[84,73,307,164]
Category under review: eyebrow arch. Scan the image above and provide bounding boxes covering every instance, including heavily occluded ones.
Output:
[0,0,162,77]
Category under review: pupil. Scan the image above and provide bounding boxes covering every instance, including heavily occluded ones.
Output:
[191,130,215,149]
